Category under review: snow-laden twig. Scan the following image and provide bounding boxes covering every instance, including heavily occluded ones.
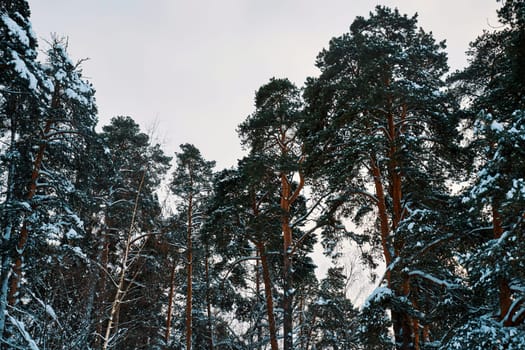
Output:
[28,291,62,328]
[408,270,457,288]
[7,315,39,350]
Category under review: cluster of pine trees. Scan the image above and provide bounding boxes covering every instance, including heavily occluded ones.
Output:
[1,0,524,349]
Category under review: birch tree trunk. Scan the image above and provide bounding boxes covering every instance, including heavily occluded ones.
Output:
[102,172,145,350]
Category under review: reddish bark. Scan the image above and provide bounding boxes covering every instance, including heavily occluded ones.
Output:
[411,288,421,350]
[251,194,279,350]
[281,173,294,350]
[255,254,263,350]
[257,242,279,350]
[388,112,403,231]
[277,128,305,350]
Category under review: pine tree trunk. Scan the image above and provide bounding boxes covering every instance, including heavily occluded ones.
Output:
[257,242,279,350]
[255,256,263,350]
[370,155,392,274]
[371,154,415,349]
[304,308,317,350]
[392,311,414,350]
[283,252,293,350]
[205,247,214,350]
[251,192,279,350]
[411,288,421,350]
[281,173,294,350]
[185,193,193,350]
[279,164,304,350]
[422,324,430,344]
[298,296,304,349]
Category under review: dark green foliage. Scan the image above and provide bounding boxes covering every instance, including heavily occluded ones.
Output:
[202,159,283,349]
[98,116,171,349]
[169,143,217,349]
[302,6,464,348]
[441,0,525,347]
[307,267,359,349]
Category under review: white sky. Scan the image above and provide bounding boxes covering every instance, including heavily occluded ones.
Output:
[28,0,500,169]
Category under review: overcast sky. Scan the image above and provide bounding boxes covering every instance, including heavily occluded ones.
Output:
[28,0,501,170]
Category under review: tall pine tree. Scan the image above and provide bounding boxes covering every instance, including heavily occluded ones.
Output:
[303,7,461,349]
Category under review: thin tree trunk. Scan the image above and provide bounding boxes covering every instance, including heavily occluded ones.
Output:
[102,172,145,350]
[390,105,414,349]
[79,260,97,348]
[283,253,293,350]
[165,258,177,343]
[388,112,403,234]
[255,255,263,350]
[370,155,392,276]
[370,154,414,349]
[252,191,279,350]
[411,288,421,350]
[94,228,111,347]
[279,154,304,350]
[304,308,318,350]
[185,192,193,350]
[257,242,279,350]
[281,173,294,350]
[205,246,214,350]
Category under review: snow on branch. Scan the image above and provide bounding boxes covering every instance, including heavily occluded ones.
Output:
[6,315,39,350]
[408,270,457,288]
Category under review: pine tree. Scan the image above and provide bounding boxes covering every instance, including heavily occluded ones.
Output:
[0,1,50,343]
[19,37,99,348]
[204,158,283,350]
[444,1,525,347]
[1,5,102,345]
[238,78,317,350]
[170,143,215,350]
[302,6,461,349]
